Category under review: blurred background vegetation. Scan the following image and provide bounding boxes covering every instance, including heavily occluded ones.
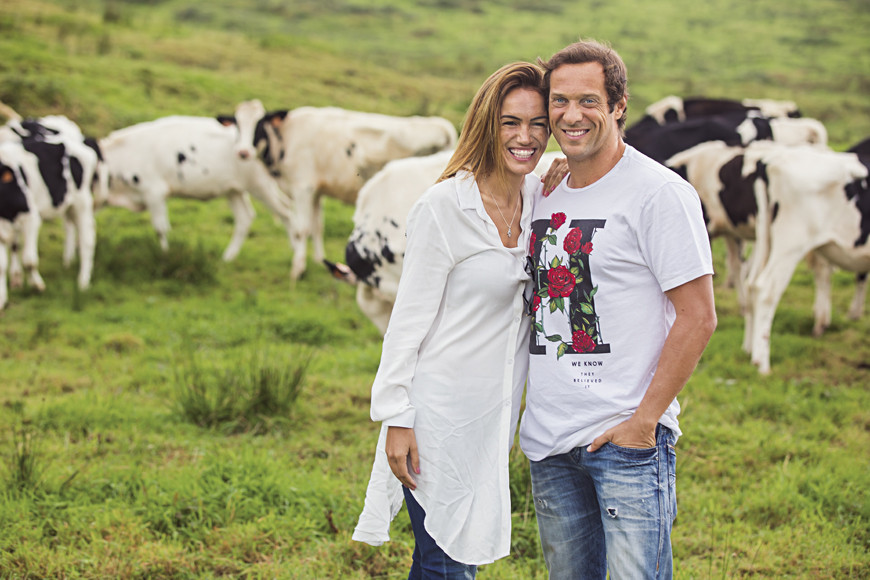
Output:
[1,0,868,148]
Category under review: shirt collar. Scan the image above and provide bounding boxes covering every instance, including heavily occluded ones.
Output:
[455,169,535,219]
[454,170,481,212]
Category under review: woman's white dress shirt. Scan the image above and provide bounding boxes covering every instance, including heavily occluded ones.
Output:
[352,170,537,565]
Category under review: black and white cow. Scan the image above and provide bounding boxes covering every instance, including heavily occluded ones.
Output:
[229,100,458,280]
[740,143,869,374]
[643,95,801,125]
[843,137,870,322]
[332,151,564,334]
[626,111,827,165]
[0,118,98,309]
[99,108,297,269]
[666,140,865,339]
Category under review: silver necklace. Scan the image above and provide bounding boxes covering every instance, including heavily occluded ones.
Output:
[492,191,521,238]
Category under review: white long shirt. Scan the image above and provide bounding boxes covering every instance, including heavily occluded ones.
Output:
[352,171,537,565]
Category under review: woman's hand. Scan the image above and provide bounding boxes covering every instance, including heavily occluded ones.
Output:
[385,426,420,489]
[540,157,568,197]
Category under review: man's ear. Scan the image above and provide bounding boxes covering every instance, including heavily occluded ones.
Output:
[615,96,628,119]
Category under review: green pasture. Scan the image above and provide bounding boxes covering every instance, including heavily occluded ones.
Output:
[0,0,868,578]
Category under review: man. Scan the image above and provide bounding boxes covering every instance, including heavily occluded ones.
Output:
[521,40,717,579]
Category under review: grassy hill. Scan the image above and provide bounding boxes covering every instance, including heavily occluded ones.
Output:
[2,0,869,146]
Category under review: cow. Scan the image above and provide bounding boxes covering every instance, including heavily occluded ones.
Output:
[626,111,827,165]
[844,137,870,322]
[0,120,98,309]
[740,143,868,374]
[644,95,801,125]
[98,111,296,269]
[331,150,564,334]
[666,140,760,295]
[229,101,458,280]
[666,140,864,338]
[2,113,107,206]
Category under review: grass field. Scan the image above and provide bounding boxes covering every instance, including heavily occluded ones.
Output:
[0,0,868,578]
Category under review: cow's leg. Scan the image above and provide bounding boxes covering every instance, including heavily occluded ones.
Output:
[0,245,7,310]
[70,195,96,289]
[848,273,867,321]
[741,241,764,353]
[9,243,23,289]
[724,236,743,290]
[287,186,315,281]
[312,194,326,265]
[143,187,171,252]
[805,251,833,337]
[748,247,806,374]
[222,192,256,262]
[723,235,752,313]
[62,217,77,268]
[18,213,46,292]
[0,224,10,309]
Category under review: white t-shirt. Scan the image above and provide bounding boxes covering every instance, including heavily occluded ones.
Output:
[353,171,538,565]
[520,145,714,462]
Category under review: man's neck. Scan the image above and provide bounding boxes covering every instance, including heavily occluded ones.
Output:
[566,140,627,189]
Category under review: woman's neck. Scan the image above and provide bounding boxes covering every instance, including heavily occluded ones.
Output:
[478,174,524,206]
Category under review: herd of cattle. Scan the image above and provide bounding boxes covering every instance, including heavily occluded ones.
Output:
[0,95,867,374]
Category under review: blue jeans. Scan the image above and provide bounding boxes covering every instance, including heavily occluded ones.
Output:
[402,486,477,579]
[529,424,677,580]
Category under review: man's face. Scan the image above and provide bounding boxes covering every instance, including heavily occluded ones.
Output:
[548,62,626,168]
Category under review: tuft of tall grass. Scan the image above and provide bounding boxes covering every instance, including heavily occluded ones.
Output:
[95,234,218,288]
[3,422,45,494]
[173,345,310,435]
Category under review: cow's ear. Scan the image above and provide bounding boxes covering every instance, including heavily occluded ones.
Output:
[266,111,288,127]
[216,115,237,127]
[1,168,13,184]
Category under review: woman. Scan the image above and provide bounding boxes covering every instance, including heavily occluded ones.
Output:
[352,62,550,577]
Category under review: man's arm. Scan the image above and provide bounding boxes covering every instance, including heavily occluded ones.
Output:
[587,274,717,451]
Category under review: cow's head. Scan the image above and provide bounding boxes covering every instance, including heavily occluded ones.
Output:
[253,111,288,174]
[226,100,289,175]
[0,161,30,222]
[228,99,266,161]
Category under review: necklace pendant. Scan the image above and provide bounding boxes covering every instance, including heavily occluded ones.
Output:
[507,227,512,238]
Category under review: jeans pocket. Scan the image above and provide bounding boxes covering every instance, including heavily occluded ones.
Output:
[604,442,657,459]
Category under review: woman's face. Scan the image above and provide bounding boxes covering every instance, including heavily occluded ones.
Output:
[498,87,549,179]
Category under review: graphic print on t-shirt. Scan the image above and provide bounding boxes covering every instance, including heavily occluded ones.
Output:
[528,212,611,358]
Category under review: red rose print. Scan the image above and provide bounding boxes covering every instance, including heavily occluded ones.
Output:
[572,329,596,353]
[547,265,575,298]
[563,228,583,254]
[529,232,537,255]
[550,212,566,230]
[533,295,541,311]
[581,242,594,254]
